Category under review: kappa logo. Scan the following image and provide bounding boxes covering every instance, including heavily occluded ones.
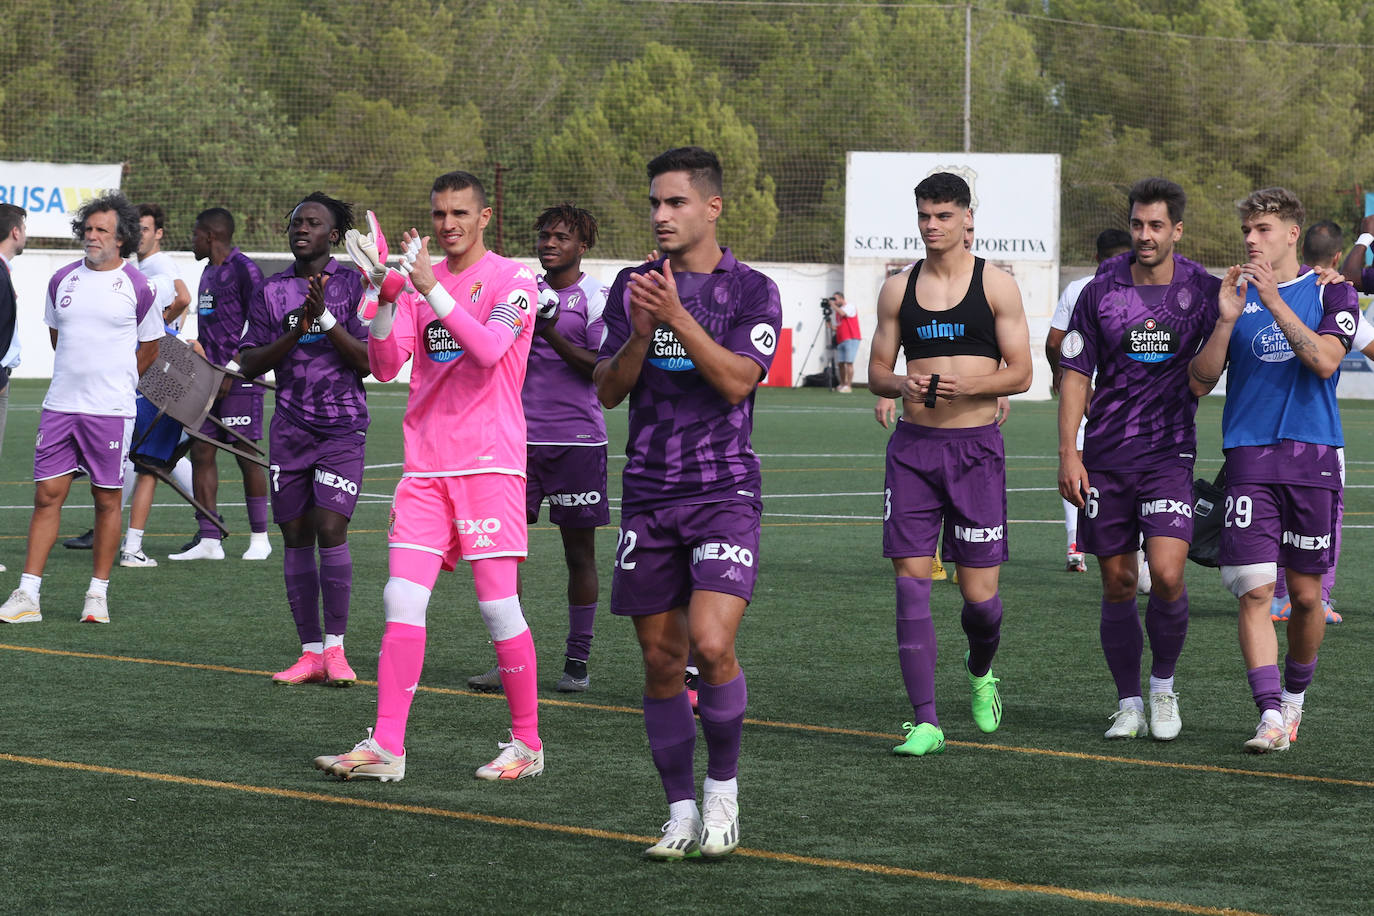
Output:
[1243,302,1262,315]
[692,542,755,567]
[1282,530,1331,551]
[719,567,746,583]
[473,534,496,548]
[1140,498,1192,518]
[548,491,602,507]
[515,266,536,281]
[459,518,502,535]
[954,524,1004,543]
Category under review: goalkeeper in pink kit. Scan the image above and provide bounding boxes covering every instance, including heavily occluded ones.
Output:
[314,170,543,782]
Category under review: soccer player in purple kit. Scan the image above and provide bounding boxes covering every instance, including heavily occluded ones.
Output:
[868,172,1032,757]
[595,147,781,859]
[0,192,164,624]
[1189,187,1359,753]
[237,193,370,687]
[1057,179,1221,741]
[171,207,271,562]
[468,204,609,694]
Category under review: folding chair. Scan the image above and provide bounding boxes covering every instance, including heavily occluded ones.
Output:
[131,335,274,534]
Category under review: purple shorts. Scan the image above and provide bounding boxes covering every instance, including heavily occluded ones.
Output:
[268,413,366,524]
[883,421,1008,567]
[1220,481,1338,574]
[1077,464,1195,557]
[526,444,610,528]
[200,379,263,442]
[34,410,133,489]
[611,501,760,615]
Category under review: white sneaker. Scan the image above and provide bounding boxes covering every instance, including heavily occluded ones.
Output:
[241,535,272,561]
[1244,719,1290,754]
[0,588,42,624]
[1148,691,1181,741]
[80,591,110,624]
[119,549,158,568]
[169,538,224,561]
[475,732,544,780]
[643,815,703,860]
[699,791,740,857]
[313,729,406,781]
[1136,549,1152,594]
[1105,705,1149,739]
[1281,701,1303,745]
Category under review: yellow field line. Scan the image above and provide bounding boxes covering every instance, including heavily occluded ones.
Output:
[3,642,1369,791]
[0,751,1270,916]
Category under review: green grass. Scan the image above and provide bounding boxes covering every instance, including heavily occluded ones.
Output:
[2,379,1373,915]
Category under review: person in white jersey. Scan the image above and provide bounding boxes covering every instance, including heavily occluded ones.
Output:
[0,192,164,624]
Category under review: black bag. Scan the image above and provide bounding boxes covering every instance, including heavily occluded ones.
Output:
[1187,466,1227,567]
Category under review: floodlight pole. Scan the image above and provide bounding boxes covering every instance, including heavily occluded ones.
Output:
[963,5,972,153]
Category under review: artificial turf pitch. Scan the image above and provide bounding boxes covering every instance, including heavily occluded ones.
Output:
[2,379,1371,914]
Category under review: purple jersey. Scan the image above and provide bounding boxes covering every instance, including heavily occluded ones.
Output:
[196,247,263,367]
[523,273,607,445]
[1059,252,1221,471]
[241,258,370,435]
[598,249,781,515]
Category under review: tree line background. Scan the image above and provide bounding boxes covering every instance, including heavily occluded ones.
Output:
[4,0,1374,265]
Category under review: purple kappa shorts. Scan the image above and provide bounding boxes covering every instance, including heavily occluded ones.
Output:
[1076,464,1195,557]
[200,379,264,442]
[268,412,366,524]
[34,409,133,489]
[526,444,610,527]
[610,500,761,615]
[883,421,1008,567]
[1220,481,1338,575]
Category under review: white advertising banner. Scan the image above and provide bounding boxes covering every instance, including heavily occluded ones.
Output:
[845,152,1059,262]
[839,152,1060,397]
[0,161,123,238]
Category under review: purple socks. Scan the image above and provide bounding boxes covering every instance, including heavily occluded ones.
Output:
[1145,589,1189,680]
[698,671,747,781]
[284,546,321,644]
[565,603,596,662]
[896,577,938,726]
[644,691,697,804]
[1248,665,1282,715]
[961,594,1002,678]
[1100,598,1143,700]
[319,543,352,637]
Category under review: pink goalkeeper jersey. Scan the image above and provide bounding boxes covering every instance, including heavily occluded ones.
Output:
[369,250,537,477]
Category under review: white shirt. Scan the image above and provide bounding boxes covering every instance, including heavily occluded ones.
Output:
[43,259,164,417]
[1051,275,1092,332]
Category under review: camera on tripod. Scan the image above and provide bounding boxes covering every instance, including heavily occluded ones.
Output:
[820,296,834,321]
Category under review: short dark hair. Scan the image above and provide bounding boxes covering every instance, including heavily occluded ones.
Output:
[137,202,166,231]
[289,191,354,243]
[534,203,598,249]
[647,147,724,199]
[0,203,25,239]
[1128,178,1186,225]
[1238,187,1304,228]
[432,171,489,208]
[1096,228,1132,259]
[913,172,971,209]
[195,207,236,240]
[72,191,141,258]
[1302,220,1343,266]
